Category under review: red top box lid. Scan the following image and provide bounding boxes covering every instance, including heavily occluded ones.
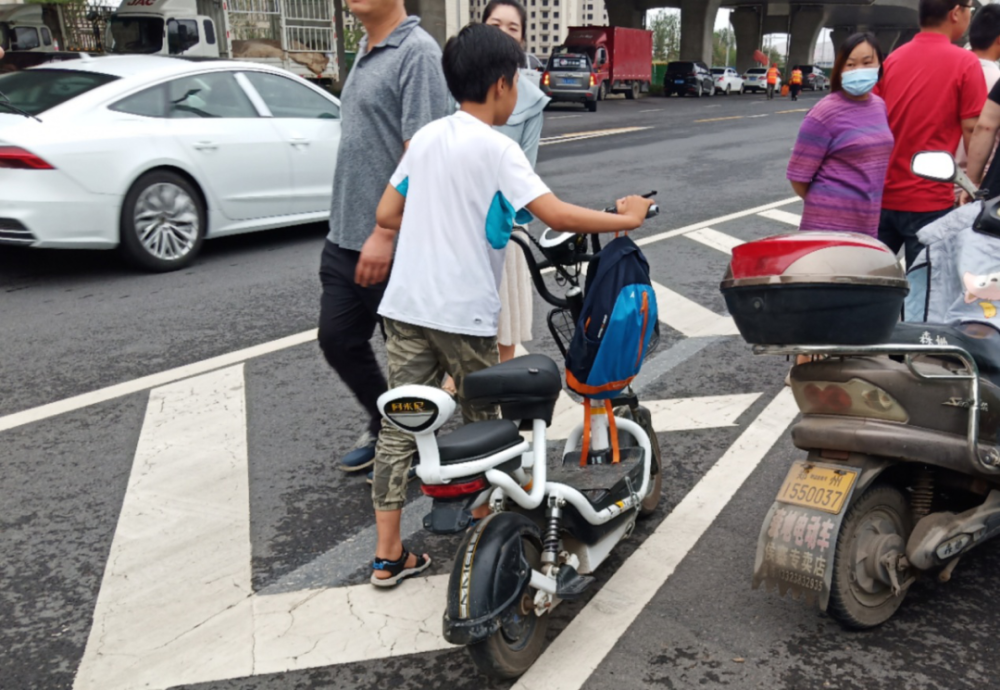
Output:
[728,232,902,283]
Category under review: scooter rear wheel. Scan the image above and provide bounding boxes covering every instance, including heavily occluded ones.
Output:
[828,484,912,629]
[467,539,550,679]
[613,405,662,517]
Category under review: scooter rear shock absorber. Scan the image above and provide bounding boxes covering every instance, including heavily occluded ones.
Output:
[911,468,935,522]
[541,499,564,566]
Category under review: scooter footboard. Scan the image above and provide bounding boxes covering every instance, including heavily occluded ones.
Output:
[443,512,542,646]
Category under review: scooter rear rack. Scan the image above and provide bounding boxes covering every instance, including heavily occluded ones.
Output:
[753,343,1000,473]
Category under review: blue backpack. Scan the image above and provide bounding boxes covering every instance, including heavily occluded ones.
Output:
[565,235,658,462]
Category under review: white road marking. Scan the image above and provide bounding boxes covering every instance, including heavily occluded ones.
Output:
[653,282,739,337]
[512,388,800,690]
[759,208,803,226]
[540,127,651,146]
[545,392,760,441]
[0,329,317,434]
[645,393,761,431]
[639,108,663,112]
[636,197,799,247]
[685,227,744,255]
[2,199,800,433]
[546,114,583,120]
[73,365,451,690]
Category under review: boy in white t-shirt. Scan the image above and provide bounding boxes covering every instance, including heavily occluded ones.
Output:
[355,22,654,588]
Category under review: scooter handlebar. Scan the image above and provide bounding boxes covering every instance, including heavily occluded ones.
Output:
[603,191,659,219]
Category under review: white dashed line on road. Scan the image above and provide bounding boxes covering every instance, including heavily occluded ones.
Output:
[653,282,740,337]
[539,126,652,146]
[686,227,745,255]
[758,208,803,226]
[636,196,799,247]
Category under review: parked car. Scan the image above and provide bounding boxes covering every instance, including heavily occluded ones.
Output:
[0,55,341,271]
[711,67,744,95]
[526,53,544,71]
[792,65,829,91]
[743,67,781,93]
[542,52,600,112]
[664,60,714,97]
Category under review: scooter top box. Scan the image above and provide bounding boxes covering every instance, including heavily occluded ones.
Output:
[720,232,909,345]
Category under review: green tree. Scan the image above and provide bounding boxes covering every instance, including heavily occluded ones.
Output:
[648,10,679,62]
[342,9,365,53]
[712,27,734,67]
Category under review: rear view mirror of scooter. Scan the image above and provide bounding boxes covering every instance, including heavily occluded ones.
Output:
[911,151,980,198]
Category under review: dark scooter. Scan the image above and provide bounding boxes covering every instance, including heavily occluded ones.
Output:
[726,152,1000,629]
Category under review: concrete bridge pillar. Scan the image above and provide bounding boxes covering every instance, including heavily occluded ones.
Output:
[787,4,827,69]
[405,0,469,45]
[830,27,852,55]
[874,28,901,53]
[606,0,644,30]
[731,5,763,74]
[679,0,721,64]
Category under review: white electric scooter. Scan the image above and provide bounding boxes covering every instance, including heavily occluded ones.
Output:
[377,198,662,679]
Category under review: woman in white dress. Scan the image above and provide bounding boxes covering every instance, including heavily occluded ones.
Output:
[484,0,550,362]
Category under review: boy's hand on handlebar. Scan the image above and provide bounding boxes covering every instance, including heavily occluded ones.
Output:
[355,225,395,287]
[616,195,655,229]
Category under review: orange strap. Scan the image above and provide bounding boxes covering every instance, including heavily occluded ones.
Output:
[605,399,620,464]
[579,398,592,466]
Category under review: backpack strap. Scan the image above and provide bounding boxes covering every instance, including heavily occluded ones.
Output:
[579,398,592,466]
[605,399,620,464]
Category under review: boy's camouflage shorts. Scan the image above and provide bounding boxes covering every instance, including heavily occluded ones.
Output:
[371,318,499,511]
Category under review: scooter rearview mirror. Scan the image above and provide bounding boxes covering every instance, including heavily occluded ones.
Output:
[911,151,957,183]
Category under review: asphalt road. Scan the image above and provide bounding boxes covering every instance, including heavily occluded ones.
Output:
[3,88,999,690]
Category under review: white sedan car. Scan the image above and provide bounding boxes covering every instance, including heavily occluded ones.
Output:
[0,55,340,271]
[743,67,781,94]
[711,67,744,95]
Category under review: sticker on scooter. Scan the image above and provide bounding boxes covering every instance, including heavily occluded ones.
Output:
[752,462,860,609]
[963,272,1000,317]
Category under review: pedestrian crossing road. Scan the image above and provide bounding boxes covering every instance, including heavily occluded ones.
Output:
[4,193,1000,690]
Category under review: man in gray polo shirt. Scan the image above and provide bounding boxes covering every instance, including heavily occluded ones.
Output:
[319,0,450,471]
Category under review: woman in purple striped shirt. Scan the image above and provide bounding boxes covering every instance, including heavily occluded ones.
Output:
[787,33,894,237]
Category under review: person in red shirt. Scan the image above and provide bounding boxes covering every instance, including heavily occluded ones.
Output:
[875,0,985,266]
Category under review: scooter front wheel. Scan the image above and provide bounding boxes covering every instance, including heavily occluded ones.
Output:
[829,484,912,629]
[467,539,550,679]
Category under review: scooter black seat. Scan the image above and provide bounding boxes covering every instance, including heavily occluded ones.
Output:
[892,322,1000,385]
[464,354,563,426]
[437,419,523,463]
[465,354,562,401]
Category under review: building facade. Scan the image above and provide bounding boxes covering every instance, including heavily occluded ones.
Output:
[468,0,608,60]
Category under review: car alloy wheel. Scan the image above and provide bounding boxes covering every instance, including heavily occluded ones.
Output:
[120,170,206,272]
[134,183,200,262]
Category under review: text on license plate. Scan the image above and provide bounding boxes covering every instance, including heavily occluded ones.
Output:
[776,462,858,514]
[675,79,684,84]
[560,78,576,85]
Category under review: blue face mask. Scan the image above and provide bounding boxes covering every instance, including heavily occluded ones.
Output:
[841,67,879,96]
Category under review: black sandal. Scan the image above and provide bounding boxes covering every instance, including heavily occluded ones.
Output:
[370,547,431,588]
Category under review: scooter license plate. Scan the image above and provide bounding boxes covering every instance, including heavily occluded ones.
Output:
[776,462,858,515]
